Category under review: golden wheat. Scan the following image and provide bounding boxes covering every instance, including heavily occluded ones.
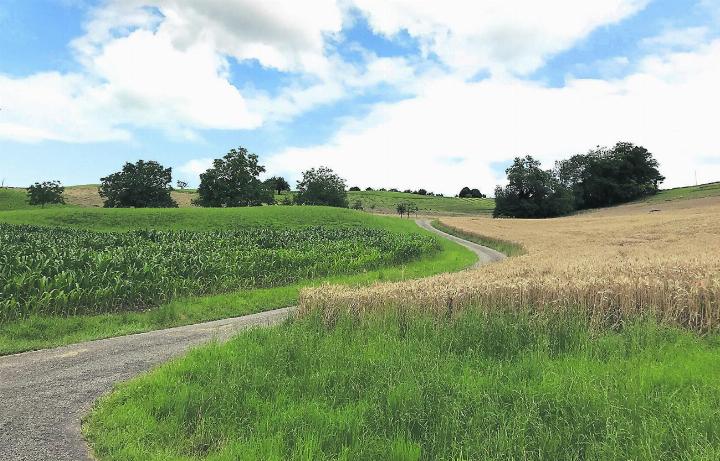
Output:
[300,197,720,331]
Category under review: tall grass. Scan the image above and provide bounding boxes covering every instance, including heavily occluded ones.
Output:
[86,310,720,460]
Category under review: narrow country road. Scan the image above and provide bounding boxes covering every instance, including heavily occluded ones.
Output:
[0,220,504,461]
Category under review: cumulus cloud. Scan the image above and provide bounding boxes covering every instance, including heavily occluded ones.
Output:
[351,0,650,76]
[266,39,720,194]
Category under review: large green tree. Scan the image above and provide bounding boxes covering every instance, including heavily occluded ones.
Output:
[194,147,274,207]
[99,160,177,208]
[494,156,574,218]
[27,180,65,207]
[294,166,348,208]
[556,142,665,209]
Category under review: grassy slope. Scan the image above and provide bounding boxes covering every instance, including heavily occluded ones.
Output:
[646,181,720,203]
[86,311,720,460]
[2,186,497,214]
[0,207,476,354]
[348,190,495,215]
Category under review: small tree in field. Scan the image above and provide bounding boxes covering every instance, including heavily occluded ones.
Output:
[100,161,177,208]
[27,180,65,207]
[265,176,291,195]
[396,202,407,217]
[195,147,274,207]
[351,199,363,210]
[294,166,349,208]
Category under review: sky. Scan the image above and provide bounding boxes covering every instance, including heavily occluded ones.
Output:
[1,0,719,195]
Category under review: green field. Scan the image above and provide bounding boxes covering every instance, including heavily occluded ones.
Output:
[86,310,720,460]
[347,190,495,215]
[0,207,476,354]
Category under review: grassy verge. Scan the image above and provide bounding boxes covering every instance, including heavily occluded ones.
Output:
[0,224,475,355]
[432,219,525,256]
[86,310,720,460]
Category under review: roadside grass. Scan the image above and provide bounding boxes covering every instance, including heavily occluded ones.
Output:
[431,219,525,256]
[85,309,720,460]
[0,209,475,354]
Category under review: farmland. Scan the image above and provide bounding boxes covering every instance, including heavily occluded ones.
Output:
[0,224,437,323]
[303,197,720,331]
[0,207,475,354]
[85,195,720,460]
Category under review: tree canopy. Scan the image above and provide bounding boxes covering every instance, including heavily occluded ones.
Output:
[494,156,574,218]
[194,147,273,207]
[294,166,349,208]
[100,160,177,208]
[265,176,291,195]
[27,180,65,207]
[556,142,665,210]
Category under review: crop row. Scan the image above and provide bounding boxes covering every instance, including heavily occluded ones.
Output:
[0,224,438,322]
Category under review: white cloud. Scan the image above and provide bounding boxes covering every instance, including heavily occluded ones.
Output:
[351,0,650,76]
[641,26,710,50]
[267,39,720,194]
[178,158,214,181]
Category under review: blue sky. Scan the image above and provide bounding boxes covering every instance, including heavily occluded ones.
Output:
[1,0,719,193]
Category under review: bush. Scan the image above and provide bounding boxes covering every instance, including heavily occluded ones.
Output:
[100,160,177,208]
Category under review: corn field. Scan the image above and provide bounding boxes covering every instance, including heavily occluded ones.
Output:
[300,198,720,332]
[0,224,438,323]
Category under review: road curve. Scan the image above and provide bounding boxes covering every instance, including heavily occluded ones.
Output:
[0,220,504,461]
[416,218,506,268]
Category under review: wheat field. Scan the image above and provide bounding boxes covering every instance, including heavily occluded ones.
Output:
[300,197,720,331]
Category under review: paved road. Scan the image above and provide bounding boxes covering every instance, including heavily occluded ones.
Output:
[416,218,506,267]
[0,220,503,461]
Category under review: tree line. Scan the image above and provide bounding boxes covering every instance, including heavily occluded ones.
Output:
[494,142,665,218]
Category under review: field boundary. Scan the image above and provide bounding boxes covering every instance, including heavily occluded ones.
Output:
[430,219,526,257]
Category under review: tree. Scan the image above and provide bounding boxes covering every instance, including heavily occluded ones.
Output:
[365,187,374,191]
[27,180,65,207]
[396,202,407,217]
[416,189,427,195]
[459,186,485,198]
[176,180,188,190]
[403,189,412,194]
[265,176,291,195]
[194,147,274,207]
[389,188,399,192]
[294,166,349,208]
[100,160,177,208]
[349,186,361,191]
[351,199,364,210]
[556,142,665,210]
[494,155,574,218]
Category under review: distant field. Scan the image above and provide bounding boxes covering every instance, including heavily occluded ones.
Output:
[347,190,495,215]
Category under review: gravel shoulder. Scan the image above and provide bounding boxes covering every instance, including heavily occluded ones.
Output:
[0,220,504,461]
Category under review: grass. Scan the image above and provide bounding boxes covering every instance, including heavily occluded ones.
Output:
[85,310,720,460]
[0,207,476,355]
[431,219,525,256]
